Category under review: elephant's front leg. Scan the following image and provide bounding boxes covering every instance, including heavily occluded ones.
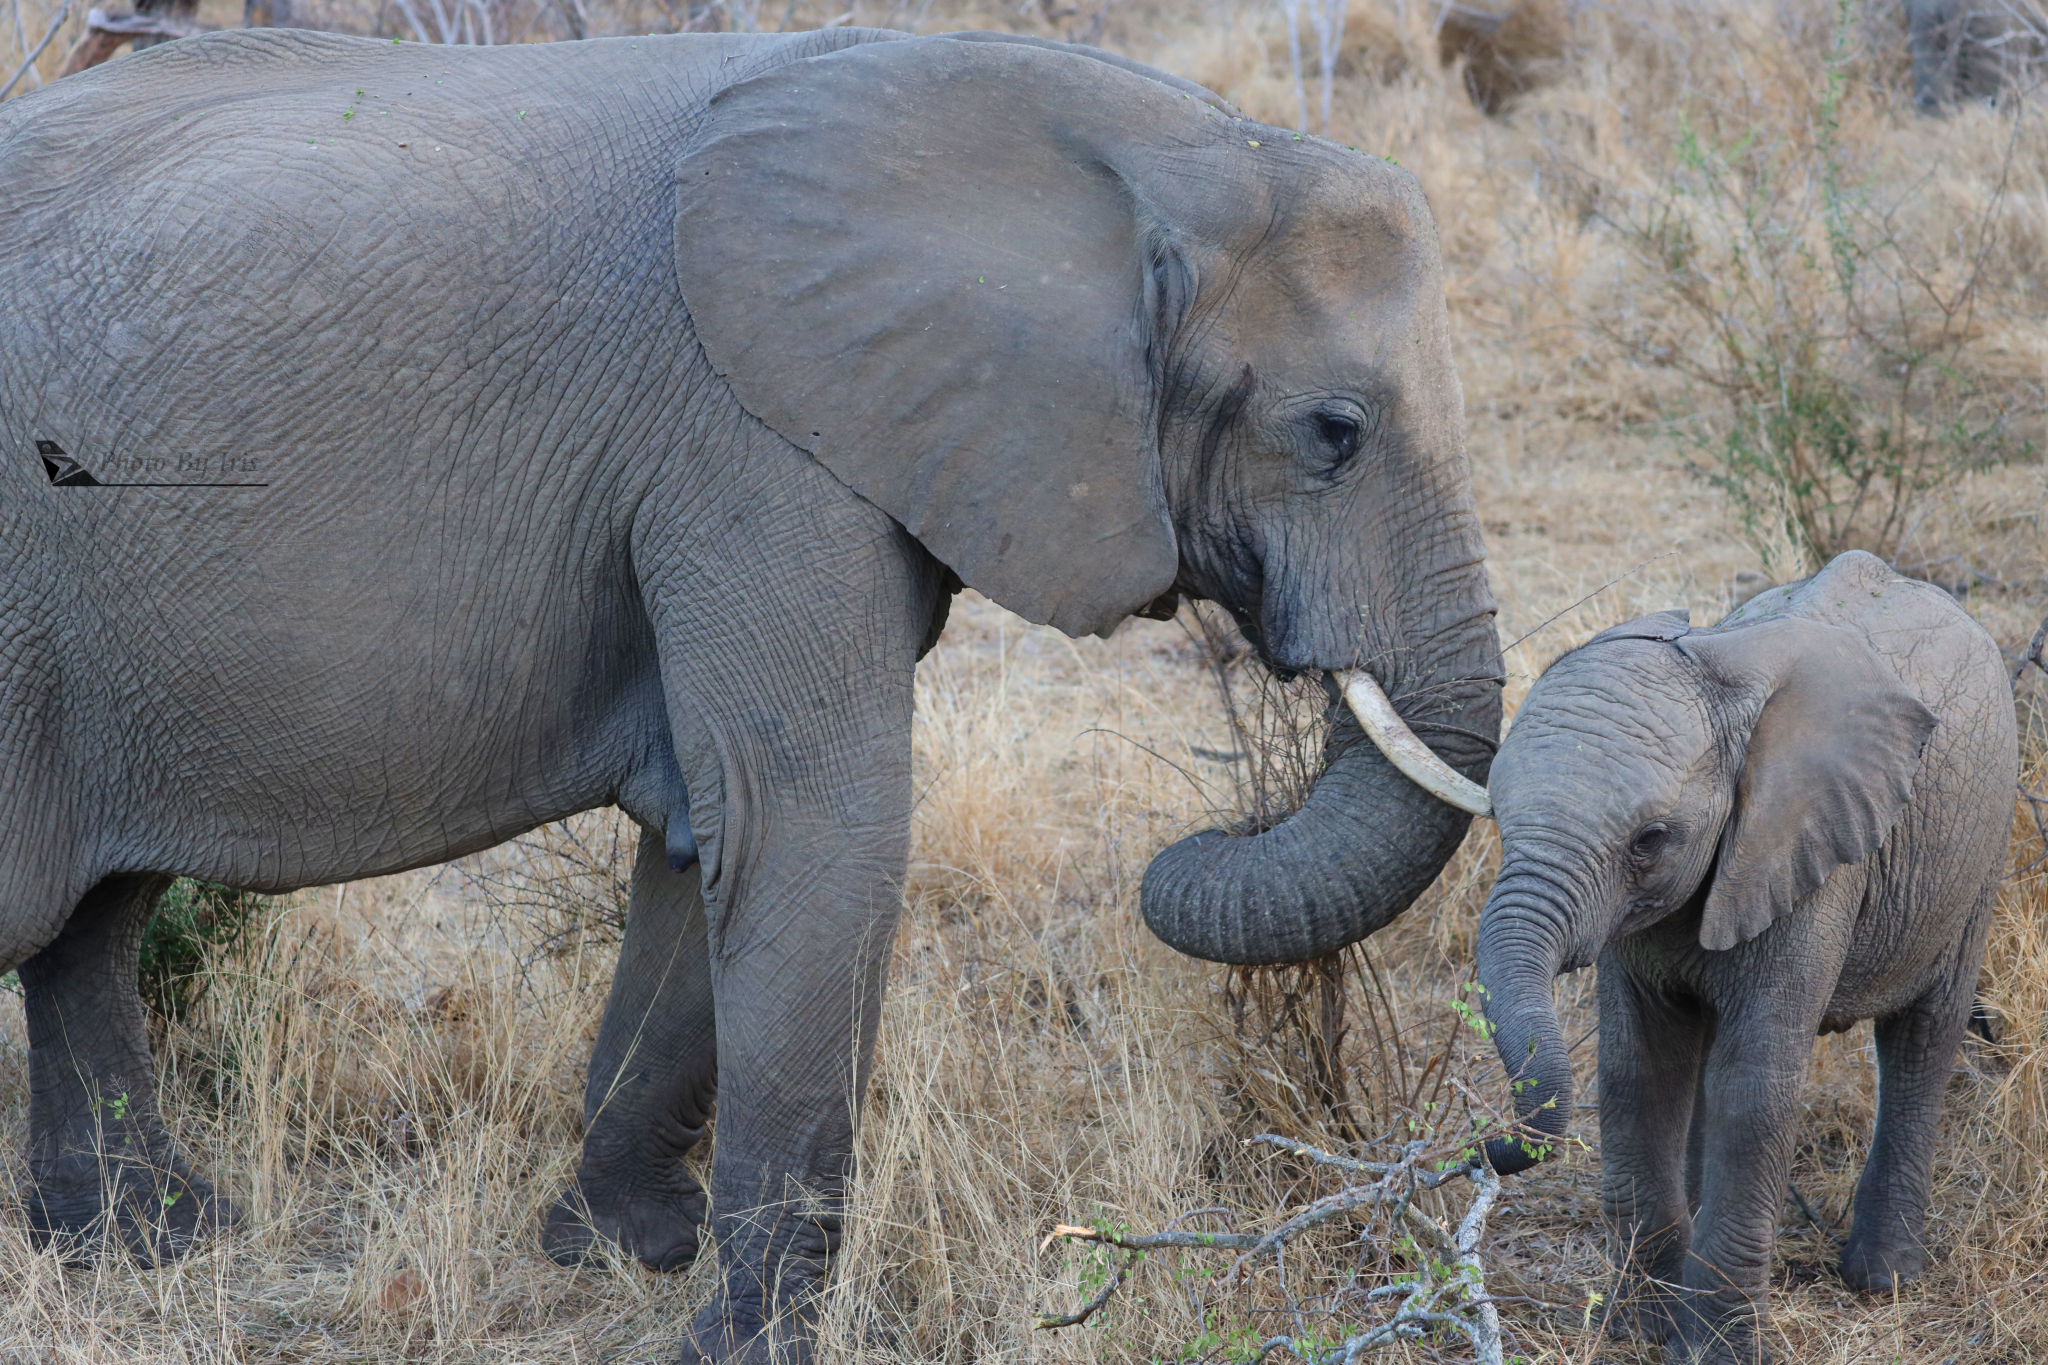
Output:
[682,803,907,1365]
[634,431,939,1362]
[544,828,717,1271]
[1595,961,1708,1345]
[1677,1009,1823,1365]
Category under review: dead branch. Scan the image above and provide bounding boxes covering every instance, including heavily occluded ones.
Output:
[1039,1133,1508,1364]
[2013,611,2048,689]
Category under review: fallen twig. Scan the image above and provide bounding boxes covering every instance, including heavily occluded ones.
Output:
[1787,1180,1838,1244]
[1039,1132,1510,1364]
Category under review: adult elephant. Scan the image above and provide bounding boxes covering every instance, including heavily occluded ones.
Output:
[0,27,1499,1362]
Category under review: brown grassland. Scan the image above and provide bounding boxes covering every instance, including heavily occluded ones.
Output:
[5,0,2048,1359]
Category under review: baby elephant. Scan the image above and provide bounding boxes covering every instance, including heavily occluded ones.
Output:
[1474,551,2016,1364]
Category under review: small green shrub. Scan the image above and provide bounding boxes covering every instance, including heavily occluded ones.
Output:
[139,880,272,1022]
[0,880,270,1017]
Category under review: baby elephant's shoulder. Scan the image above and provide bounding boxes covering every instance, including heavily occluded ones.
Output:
[1723,551,2000,692]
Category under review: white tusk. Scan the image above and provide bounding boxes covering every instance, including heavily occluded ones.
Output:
[1338,668,1492,818]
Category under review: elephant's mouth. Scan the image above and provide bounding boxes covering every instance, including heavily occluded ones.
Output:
[1203,586,1492,820]
[1223,577,1490,819]
[1338,669,1492,817]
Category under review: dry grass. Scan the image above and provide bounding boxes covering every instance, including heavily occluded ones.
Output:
[6,0,2048,1360]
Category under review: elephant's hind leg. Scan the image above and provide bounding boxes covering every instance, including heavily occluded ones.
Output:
[20,873,234,1263]
[543,827,716,1272]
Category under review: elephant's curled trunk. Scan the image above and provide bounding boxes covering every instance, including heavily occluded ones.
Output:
[1474,880,1574,1175]
[1139,670,1495,965]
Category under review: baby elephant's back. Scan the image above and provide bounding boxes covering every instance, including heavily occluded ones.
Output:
[1740,550,2014,757]
[1742,550,2017,950]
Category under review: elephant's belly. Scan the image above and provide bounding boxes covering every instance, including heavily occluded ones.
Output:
[74,603,670,893]
[108,718,644,894]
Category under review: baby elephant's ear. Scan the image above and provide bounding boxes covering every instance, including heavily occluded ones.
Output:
[675,37,1193,639]
[1679,619,1937,951]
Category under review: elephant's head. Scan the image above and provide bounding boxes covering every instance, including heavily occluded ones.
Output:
[674,34,1500,965]
[1474,609,1936,1173]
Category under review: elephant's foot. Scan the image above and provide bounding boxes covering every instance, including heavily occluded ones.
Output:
[679,1222,830,1365]
[1669,1297,1772,1365]
[541,1166,707,1272]
[679,1299,815,1365]
[26,1146,234,1265]
[1838,1228,1928,1296]
[1602,1264,1687,1344]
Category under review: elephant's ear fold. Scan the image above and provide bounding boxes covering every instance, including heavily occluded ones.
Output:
[1680,619,1937,951]
[674,37,1193,638]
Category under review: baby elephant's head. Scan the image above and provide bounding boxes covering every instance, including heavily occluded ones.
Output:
[1472,608,1936,1174]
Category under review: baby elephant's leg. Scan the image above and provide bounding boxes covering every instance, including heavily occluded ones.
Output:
[1841,898,1991,1294]
[1676,1015,1820,1365]
[1596,965,1708,1344]
[22,874,234,1262]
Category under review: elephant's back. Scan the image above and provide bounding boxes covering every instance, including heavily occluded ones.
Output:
[1722,547,2015,802]
[0,26,914,276]
[1778,552,2006,713]
[1784,553,2016,918]
[0,25,911,518]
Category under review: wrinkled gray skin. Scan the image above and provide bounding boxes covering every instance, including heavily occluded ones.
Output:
[1476,551,2015,1365]
[0,28,1498,1362]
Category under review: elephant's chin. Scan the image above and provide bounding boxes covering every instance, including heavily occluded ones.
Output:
[1138,685,1493,965]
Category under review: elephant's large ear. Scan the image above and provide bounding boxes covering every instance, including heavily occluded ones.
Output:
[1679,619,1937,951]
[674,37,1201,638]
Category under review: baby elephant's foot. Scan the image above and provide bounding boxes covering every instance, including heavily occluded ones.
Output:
[26,1148,234,1265]
[1839,1229,1928,1296]
[1670,1297,1773,1365]
[1602,1268,1684,1343]
[541,1168,706,1272]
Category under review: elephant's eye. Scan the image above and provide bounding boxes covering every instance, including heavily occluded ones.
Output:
[1314,411,1362,466]
[1630,823,1674,861]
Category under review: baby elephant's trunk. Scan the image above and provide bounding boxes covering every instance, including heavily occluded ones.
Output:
[1475,871,1575,1174]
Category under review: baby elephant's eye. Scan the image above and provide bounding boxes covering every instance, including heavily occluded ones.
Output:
[1314,411,1361,465]
[1630,823,1674,860]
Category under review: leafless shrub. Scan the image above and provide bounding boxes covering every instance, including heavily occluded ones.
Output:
[456,810,635,977]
